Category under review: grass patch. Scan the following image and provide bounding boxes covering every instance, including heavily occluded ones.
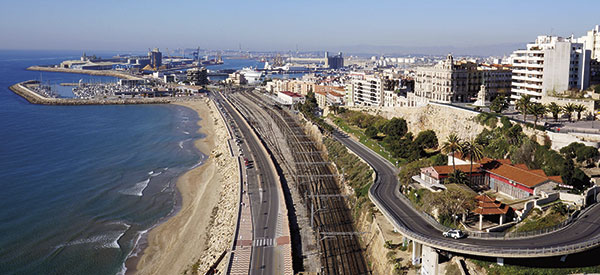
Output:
[514,207,567,232]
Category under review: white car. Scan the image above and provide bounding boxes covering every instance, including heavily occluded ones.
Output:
[442,229,465,239]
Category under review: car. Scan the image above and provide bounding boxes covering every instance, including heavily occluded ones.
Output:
[442,229,465,239]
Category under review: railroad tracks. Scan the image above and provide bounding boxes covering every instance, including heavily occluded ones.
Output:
[227,90,369,275]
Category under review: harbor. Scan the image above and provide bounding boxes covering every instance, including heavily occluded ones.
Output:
[9,80,172,105]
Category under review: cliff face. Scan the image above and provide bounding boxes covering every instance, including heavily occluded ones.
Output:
[355,105,485,142]
[354,104,541,143]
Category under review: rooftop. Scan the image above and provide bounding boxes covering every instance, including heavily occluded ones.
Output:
[279,91,303,98]
[472,194,511,215]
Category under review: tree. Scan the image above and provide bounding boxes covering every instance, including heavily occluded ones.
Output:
[528,103,546,127]
[575,146,599,166]
[560,142,586,159]
[365,125,379,139]
[460,140,484,186]
[516,95,532,121]
[446,170,469,185]
[414,130,439,150]
[563,103,577,122]
[426,185,476,225]
[546,102,562,122]
[490,95,509,114]
[383,118,408,137]
[574,104,587,121]
[441,133,462,171]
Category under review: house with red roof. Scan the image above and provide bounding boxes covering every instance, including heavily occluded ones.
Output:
[419,155,562,199]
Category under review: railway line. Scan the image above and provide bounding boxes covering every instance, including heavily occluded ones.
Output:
[226,90,369,275]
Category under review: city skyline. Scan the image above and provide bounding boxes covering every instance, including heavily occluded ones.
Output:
[1,0,599,55]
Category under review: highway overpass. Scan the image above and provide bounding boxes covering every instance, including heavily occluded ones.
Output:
[330,128,600,271]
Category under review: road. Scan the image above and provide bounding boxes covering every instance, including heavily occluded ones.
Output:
[331,129,600,258]
[215,92,282,274]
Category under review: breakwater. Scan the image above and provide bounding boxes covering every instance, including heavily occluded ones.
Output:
[27,65,142,80]
[9,81,171,105]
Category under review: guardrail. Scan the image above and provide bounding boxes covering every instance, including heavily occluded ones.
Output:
[330,127,600,257]
[371,179,600,257]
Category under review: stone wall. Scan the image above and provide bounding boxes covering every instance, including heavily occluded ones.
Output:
[353,104,485,142]
[350,104,548,145]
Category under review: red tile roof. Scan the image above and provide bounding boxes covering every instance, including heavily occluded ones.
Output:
[280,91,303,97]
[472,194,511,215]
[431,164,481,175]
[483,160,562,188]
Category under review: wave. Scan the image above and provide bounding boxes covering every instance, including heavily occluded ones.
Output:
[119,228,150,275]
[190,160,205,169]
[150,171,162,177]
[56,223,130,250]
[183,131,190,135]
[120,178,150,196]
[178,141,184,149]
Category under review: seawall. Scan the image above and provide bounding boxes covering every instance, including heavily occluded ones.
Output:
[27,66,142,80]
[9,81,171,105]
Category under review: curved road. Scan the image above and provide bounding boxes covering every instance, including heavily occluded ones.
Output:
[331,129,600,258]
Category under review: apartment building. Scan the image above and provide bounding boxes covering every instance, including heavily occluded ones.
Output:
[351,77,384,106]
[576,25,600,61]
[510,35,590,101]
[411,54,511,105]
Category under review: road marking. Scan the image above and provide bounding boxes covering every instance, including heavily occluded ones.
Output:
[253,238,275,247]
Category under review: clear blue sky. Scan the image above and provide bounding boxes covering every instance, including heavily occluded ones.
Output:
[0,0,598,54]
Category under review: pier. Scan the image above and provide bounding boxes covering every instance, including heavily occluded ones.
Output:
[9,81,171,105]
[27,66,143,80]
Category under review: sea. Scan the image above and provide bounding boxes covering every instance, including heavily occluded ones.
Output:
[0,50,268,275]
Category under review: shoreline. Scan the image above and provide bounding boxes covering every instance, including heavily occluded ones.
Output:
[132,98,239,275]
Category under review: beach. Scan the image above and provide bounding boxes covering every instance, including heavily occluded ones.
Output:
[134,97,239,275]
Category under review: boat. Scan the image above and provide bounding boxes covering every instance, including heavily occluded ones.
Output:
[239,67,263,84]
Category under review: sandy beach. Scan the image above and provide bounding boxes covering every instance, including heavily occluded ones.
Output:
[134,98,239,275]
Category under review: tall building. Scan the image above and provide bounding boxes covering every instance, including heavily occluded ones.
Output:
[149,48,162,70]
[187,67,208,85]
[351,77,383,106]
[576,25,600,61]
[325,51,344,69]
[510,36,590,101]
[411,54,511,105]
[576,25,600,85]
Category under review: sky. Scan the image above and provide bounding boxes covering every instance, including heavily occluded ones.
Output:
[0,0,598,55]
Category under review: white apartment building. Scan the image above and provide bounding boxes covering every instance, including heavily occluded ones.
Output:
[510,35,591,101]
[576,25,600,61]
[351,77,384,106]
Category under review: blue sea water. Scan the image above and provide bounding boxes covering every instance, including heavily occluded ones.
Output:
[0,50,205,274]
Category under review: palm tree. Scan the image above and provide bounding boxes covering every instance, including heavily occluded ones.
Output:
[528,103,546,127]
[546,102,562,122]
[563,103,577,122]
[516,95,532,122]
[441,133,462,172]
[574,104,587,121]
[447,170,469,185]
[460,140,484,187]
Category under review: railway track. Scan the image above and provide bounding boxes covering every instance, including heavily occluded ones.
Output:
[226,90,369,275]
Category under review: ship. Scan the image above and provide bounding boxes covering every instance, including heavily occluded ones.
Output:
[239,67,263,84]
